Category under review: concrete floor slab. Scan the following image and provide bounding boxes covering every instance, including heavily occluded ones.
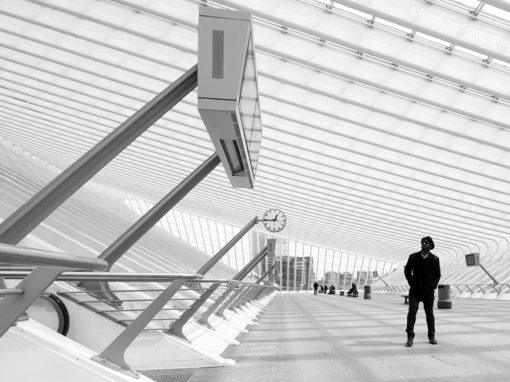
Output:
[187,293,510,382]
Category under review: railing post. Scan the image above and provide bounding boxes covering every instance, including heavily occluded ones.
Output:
[218,285,248,316]
[230,285,256,311]
[0,246,107,338]
[234,284,268,310]
[92,277,194,376]
[253,277,278,301]
[166,282,221,341]
[0,266,66,337]
[202,245,269,321]
[258,286,276,301]
[197,285,235,328]
[165,217,259,340]
[234,267,275,310]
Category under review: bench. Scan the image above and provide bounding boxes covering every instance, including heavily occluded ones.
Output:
[402,293,409,304]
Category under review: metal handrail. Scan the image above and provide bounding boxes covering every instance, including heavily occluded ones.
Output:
[0,272,275,287]
[0,271,277,293]
[0,244,108,339]
[0,243,107,271]
[0,248,277,376]
[0,271,202,282]
[371,283,510,296]
[0,288,23,297]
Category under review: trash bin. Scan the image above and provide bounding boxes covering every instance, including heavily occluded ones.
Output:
[364,285,371,299]
[437,284,452,309]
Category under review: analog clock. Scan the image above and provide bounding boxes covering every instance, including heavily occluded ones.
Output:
[261,209,287,232]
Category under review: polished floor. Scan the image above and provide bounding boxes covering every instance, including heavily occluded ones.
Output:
[187,292,510,382]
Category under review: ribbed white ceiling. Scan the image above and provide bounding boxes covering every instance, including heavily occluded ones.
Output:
[1,0,509,264]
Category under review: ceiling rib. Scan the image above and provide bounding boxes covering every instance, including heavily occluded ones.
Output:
[331,0,510,62]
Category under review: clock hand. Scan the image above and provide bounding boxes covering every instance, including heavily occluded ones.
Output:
[273,214,279,222]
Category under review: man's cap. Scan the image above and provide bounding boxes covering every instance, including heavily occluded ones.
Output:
[421,236,435,250]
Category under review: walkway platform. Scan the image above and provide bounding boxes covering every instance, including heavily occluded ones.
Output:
[184,293,510,382]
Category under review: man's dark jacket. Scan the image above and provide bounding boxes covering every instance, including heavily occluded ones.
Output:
[404,251,441,298]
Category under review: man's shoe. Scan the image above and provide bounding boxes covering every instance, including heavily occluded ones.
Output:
[429,338,438,345]
[406,337,413,347]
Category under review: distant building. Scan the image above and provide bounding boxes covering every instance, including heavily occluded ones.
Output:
[275,255,314,291]
[324,271,339,286]
[338,272,353,289]
[354,270,379,287]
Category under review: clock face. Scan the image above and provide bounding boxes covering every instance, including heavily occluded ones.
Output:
[262,209,286,232]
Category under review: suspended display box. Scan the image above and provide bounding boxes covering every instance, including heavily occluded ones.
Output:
[465,253,480,267]
[198,7,263,188]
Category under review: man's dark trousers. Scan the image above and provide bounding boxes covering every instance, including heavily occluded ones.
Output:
[406,294,435,339]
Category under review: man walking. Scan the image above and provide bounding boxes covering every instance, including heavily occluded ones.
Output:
[313,281,319,295]
[404,236,441,347]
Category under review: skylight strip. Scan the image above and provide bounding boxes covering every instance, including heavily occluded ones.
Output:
[3,67,510,216]
[287,0,510,75]
[196,3,510,125]
[266,112,510,191]
[4,57,510,207]
[248,168,505,242]
[264,125,510,209]
[195,1,510,100]
[257,23,510,103]
[21,0,500,115]
[26,0,197,55]
[259,80,510,153]
[0,92,209,149]
[0,117,216,183]
[260,150,508,224]
[5,59,508,200]
[257,53,509,130]
[0,60,208,132]
[40,141,510,239]
[0,28,169,84]
[262,95,510,172]
[0,11,191,73]
[330,0,510,63]
[3,31,506,185]
[442,0,510,26]
[4,67,510,216]
[482,0,510,13]
[259,57,510,130]
[257,149,510,230]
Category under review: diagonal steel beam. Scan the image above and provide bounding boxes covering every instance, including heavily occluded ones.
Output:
[197,216,259,275]
[0,64,198,244]
[99,153,220,269]
[256,265,275,284]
